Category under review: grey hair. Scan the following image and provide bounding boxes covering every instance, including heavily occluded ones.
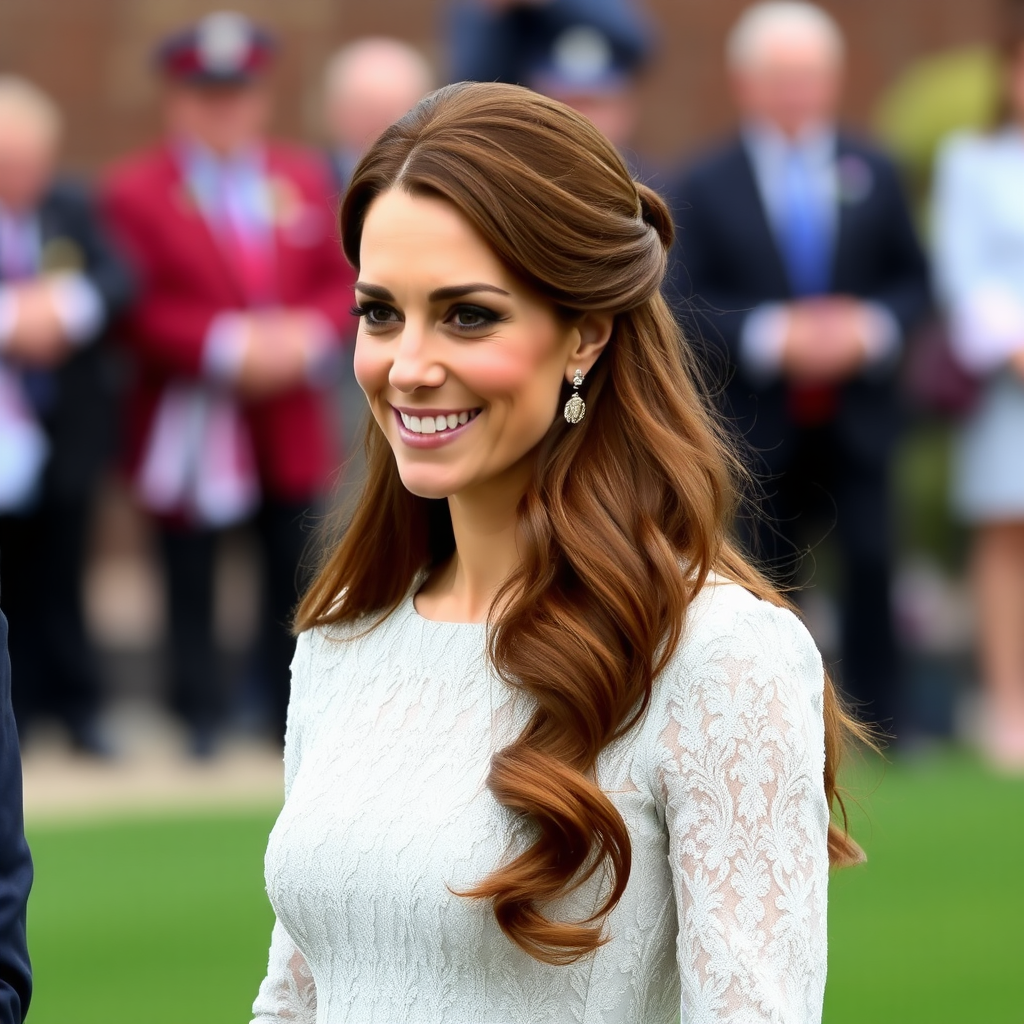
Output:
[0,75,62,144]
[726,2,845,71]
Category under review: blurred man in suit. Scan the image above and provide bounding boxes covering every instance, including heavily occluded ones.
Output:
[0,612,32,1024]
[0,76,133,753]
[102,12,353,755]
[668,2,930,731]
[322,38,433,194]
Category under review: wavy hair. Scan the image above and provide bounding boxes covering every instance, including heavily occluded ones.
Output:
[296,81,867,965]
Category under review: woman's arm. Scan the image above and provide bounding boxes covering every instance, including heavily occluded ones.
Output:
[653,588,830,1024]
[249,633,318,1024]
[250,921,316,1024]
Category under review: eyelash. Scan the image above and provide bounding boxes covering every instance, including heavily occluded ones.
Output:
[349,302,508,333]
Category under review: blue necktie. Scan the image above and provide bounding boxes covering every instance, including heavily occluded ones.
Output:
[778,147,831,297]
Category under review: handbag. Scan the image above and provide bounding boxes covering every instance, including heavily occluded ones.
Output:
[903,317,982,418]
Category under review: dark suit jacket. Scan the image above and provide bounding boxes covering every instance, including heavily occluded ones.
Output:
[12,180,135,502]
[0,612,31,1023]
[667,133,930,474]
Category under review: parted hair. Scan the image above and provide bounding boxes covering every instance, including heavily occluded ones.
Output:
[295,80,866,965]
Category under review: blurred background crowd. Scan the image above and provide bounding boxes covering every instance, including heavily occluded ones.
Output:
[2,0,1024,777]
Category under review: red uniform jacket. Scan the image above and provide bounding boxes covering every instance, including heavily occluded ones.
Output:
[101,142,354,505]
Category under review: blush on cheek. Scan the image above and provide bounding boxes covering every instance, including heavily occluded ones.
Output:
[352,341,384,398]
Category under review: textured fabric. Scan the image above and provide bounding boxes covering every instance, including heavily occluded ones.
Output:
[251,578,830,1024]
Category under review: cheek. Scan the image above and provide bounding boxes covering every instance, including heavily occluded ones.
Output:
[352,336,387,398]
[463,329,569,407]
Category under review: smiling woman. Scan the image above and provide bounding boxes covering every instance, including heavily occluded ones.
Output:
[249,81,867,1024]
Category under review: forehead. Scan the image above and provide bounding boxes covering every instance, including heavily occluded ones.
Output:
[747,29,840,73]
[359,189,509,284]
[0,117,55,156]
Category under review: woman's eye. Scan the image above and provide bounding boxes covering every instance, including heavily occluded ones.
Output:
[352,302,400,327]
[449,305,497,330]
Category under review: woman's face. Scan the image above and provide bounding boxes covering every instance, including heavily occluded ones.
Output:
[353,189,600,501]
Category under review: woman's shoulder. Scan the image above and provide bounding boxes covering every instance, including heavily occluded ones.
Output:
[635,579,826,778]
[657,577,824,707]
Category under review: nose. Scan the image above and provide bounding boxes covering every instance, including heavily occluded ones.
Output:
[387,321,447,393]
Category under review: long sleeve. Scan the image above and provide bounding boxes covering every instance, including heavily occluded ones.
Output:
[251,632,318,1024]
[932,134,1024,374]
[0,613,32,1024]
[651,590,830,1023]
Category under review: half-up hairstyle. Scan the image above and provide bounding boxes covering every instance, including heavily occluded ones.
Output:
[296,81,867,965]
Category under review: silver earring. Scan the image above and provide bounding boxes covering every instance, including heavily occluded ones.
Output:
[563,368,586,424]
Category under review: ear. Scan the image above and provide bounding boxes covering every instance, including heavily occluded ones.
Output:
[564,312,614,384]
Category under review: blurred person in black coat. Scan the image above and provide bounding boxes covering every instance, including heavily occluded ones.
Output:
[446,0,655,171]
[0,612,32,1024]
[322,38,433,194]
[667,3,930,732]
[0,77,133,753]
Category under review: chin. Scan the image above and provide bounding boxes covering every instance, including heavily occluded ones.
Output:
[394,465,465,501]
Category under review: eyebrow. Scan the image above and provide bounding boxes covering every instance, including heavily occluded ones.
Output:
[353,282,511,302]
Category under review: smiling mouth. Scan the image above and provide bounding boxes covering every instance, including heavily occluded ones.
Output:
[398,409,481,435]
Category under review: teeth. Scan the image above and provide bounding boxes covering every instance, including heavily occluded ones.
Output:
[400,409,478,434]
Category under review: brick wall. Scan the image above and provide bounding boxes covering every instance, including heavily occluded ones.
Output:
[0,0,1001,174]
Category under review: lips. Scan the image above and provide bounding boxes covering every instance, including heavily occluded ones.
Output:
[399,409,480,435]
[391,406,482,448]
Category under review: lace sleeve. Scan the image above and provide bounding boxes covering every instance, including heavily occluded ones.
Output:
[250,632,318,1024]
[250,920,317,1023]
[653,593,830,1024]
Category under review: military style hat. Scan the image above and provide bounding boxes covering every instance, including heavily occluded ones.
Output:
[529,24,637,96]
[155,11,276,85]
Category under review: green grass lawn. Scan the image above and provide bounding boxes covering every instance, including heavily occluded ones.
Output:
[825,751,1024,1024]
[25,811,278,1024]
[23,751,1024,1024]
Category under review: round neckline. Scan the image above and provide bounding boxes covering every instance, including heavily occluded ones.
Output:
[404,587,490,629]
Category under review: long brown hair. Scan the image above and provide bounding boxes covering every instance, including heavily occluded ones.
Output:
[296,81,867,965]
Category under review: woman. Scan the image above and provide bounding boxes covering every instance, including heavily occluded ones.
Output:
[933,9,1024,771]
[251,82,864,1024]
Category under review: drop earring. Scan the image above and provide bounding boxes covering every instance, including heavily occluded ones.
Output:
[563,368,586,425]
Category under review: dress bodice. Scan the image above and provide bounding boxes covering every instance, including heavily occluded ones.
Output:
[251,579,829,1024]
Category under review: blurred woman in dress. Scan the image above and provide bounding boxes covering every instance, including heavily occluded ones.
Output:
[933,6,1024,770]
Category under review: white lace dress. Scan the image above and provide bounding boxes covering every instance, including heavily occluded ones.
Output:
[251,579,830,1024]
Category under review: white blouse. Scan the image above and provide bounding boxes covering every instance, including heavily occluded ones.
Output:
[251,578,830,1024]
